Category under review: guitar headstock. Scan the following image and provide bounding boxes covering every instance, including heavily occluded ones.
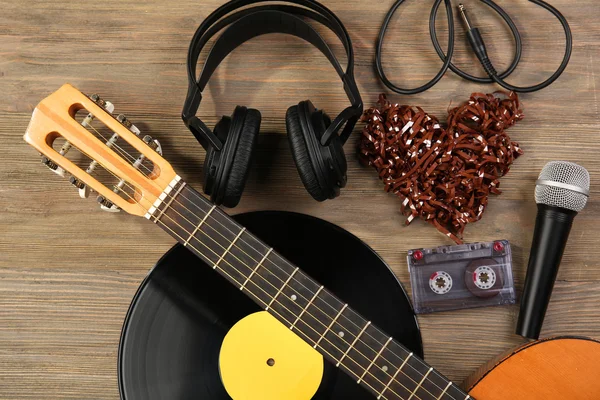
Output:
[24,84,175,216]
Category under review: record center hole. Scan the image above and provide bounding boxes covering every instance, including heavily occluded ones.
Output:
[267,358,275,367]
[436,277,446,288]
[479,273,489,283]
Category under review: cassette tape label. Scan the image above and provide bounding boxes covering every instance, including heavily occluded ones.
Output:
[408,240,516,314]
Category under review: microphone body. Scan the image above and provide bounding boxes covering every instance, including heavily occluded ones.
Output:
[516,161,589,340]
[516,204,577,339]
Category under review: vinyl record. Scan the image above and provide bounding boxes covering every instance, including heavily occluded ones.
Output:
[119,211,422,399]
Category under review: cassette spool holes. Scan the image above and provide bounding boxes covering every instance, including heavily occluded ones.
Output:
[465,259,503,298]
[429,271,453,295]
[473,266,497,290]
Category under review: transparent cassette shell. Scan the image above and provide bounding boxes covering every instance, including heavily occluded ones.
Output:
[407,240,516,314]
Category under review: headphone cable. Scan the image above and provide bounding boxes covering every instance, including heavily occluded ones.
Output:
[375,0,454,95]
[375,0,572,94]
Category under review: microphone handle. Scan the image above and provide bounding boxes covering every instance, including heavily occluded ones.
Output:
[516,204,577,339]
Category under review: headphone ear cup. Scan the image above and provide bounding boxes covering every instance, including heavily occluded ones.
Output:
[286,104,327,201]
[307,106,346,198]
[221,107,261,208]
[324,121,347,192]
[203,116,231,199]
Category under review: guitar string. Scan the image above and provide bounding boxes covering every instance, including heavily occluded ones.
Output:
[80,118,433,380]
[80,119,461,400]
[70,132,415,400]
[82,118,461,400]
[180,182,464,396]
[114,184,414,399]
[155,190,440,400]
[165,185,461,399]
[155,217,419,400]
[77,116,433,391]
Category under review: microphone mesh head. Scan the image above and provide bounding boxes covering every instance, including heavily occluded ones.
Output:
[535,161,590,212]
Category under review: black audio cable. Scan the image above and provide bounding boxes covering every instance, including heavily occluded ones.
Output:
[375,0,455,95]
[453,1,572,93]
[430,0,522,84]
[375,0,572,94]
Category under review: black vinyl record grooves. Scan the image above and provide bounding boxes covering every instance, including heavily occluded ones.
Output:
[118,211,422,399]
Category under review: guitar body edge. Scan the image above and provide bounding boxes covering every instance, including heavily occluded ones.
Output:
[466,336,600,400]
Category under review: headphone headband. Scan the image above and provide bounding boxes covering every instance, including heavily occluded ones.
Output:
[198,11,345,92]
[182,0,362,151]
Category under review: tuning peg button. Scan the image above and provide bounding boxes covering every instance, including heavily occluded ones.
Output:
[90,93,107,109]
[143,135,163,155]
[96,195,120,212]
[41,156,66,177]
[100,204,120,212]
[41,156,58,170]
[96,195,114,208]
[88,94,114,114]
[69,176,91,199]
[69,176,85,189]
[116,114,131,128]
[117,114,141,135]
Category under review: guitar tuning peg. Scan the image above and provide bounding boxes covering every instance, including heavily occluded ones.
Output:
[41,155,66,177]
[89,94,114,114]
[44,98,116,179]
[96,178,129,213]
[105,101,115,114]
[40,137,72,177]
[79,185,91,199]
[78,124,120,199]
[100,203,120,212]
[142,135,163,155]
[96,195,120,212]
[81,102,113,129]
[116,114,141,135]
[69,176,91,199]
[69,176,85,189]
[41,155,58,170]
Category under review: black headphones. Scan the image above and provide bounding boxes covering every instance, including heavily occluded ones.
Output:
[182,0,363,207]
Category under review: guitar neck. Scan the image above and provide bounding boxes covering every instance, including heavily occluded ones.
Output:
[145,176,471,400]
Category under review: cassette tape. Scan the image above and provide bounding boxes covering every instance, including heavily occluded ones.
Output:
[407,240,516,314]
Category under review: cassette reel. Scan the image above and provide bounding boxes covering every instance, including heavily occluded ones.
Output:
[407,240,516,314]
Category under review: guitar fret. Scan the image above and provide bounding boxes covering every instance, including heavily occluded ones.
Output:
[314,303,348,349]
[291,286,323,330]
[154,182,186,222]
[408,367,433,400]
[240,248,273,290]
[337,321,371,367]
[266,267,298,311]
[185,205,215,246]
[145,175,180,219]
[213,228,245,270]
[146,181,470,400]
[358,336,392,384]
[437,382,453,400]
[378,352,413,400]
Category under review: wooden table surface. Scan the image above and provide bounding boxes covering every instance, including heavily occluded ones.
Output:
[1,0,599,398]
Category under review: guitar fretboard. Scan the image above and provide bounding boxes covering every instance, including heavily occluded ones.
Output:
[145,176,472,400]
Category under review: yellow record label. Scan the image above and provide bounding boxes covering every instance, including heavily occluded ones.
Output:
[219,311,324,400]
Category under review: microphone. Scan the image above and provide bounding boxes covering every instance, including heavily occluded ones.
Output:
[516,161,590,339]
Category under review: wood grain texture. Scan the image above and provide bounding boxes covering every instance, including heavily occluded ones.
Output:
[1,0,599,398]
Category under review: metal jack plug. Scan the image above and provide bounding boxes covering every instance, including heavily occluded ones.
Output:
[457,4,495,75]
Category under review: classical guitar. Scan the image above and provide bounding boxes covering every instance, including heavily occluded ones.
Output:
[24,84,600,400]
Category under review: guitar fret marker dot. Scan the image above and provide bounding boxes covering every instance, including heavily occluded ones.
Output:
[338,331,344,338]
[382,365,388,372]
[290,294,297,301]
